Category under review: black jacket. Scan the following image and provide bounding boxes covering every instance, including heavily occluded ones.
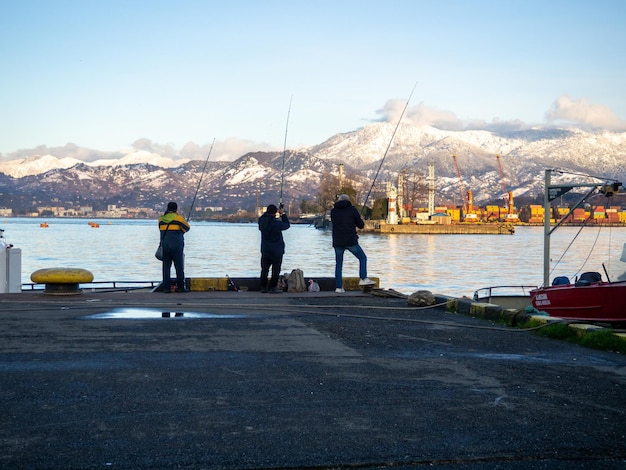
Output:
[258,212,290,258]
[330,200,364,248]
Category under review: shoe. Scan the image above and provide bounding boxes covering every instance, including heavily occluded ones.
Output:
[175,288,189,293]
[359,278,376,286]
[261,287,268,293]
[335,288,345,293]
[269,288,283,294]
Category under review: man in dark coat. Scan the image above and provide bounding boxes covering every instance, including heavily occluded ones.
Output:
[158,201,190,293]
[258,204,290,293]
[330,194,375,293]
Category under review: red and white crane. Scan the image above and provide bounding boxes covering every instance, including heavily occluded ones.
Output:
[452,154,470,214]
[495,154,517,219]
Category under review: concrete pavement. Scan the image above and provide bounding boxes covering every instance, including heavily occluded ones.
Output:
[1,289,625,468]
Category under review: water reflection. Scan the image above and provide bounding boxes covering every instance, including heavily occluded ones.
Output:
[4,218,626,297]
[85,308,241,319]
[162,312,184,318]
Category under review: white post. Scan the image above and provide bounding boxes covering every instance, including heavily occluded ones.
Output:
[543,170,551,287]
[387,184,398,225]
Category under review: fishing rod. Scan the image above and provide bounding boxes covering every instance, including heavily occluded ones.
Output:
[187,137,215,220]
[279,95,293,210]
[360,81,418,216]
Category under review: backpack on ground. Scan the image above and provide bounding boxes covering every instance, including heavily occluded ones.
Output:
[276,274,288,292]
[287,269,306,292]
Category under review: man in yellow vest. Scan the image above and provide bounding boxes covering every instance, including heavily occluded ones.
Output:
[158,201,190,293]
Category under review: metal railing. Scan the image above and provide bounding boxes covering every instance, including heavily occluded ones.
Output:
[473,285,538,302]
[22,280,160,292]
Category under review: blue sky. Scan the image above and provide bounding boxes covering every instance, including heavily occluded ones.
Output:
[1,0,625,161]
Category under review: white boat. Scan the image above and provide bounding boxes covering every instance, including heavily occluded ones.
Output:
[473,285,537,310]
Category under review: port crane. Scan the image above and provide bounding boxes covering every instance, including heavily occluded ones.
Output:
[495,154,517,220]
[452,154,470,215]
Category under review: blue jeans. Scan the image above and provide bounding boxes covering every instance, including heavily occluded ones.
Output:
[334,244,367,288]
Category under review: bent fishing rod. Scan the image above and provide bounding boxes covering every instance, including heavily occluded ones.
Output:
[187,137,215,220]
[360,81,418,216]
[279,95,293,210]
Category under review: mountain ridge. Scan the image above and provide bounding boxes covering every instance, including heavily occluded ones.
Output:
[1,123,624,214]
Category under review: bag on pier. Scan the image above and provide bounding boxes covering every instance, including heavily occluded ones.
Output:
[287,269,306,293]
[308,279,320,292]
[155,243,164,261]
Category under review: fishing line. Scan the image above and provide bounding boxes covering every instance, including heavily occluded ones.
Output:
[549,192,608,279]
[360,81,418,215]
[549,216,591,277]
[279,95,293,209]
[555,168,621,183]
[187,138,215,220]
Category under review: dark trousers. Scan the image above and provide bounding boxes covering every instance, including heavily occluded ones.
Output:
[162,244,185,292]
[260,254,283,289]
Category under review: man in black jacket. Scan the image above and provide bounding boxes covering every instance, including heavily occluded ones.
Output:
[330,194,375,293]
[258,204,290,293]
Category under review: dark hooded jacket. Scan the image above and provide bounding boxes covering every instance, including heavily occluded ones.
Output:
[330,199,364,248]
[258,211,290,258]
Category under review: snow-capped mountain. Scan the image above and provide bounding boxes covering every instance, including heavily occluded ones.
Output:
[310,123,625,204]
[0,123,624,213]
[0,150,186,178]
[88,150,189,169]
[0,154,84,178]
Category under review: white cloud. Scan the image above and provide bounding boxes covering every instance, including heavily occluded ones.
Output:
[0,138,277,164]
[545,95,626,131]
[131,139,178,158]
[0,143,123,162]
[376,100,460,129]
[3,96,623,164]
[376,96,626,134]
[375,100,531,133]
[130,138,277,162]
[179,138,276,162]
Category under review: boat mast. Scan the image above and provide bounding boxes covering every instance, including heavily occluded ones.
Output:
[542,169,622,287]
[543,170,551,287]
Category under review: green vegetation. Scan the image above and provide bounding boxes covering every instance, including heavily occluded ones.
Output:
[579,329,626,353]
[526,320,626,354]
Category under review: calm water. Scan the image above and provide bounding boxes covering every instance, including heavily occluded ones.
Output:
[2,218,625,297]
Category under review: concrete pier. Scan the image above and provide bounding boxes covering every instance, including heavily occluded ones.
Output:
[0,289,624,468]
[363,221,516,234]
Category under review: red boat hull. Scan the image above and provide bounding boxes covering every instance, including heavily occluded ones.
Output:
[530,281,626,322]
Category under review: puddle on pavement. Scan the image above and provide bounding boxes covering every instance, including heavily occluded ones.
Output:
[85,308,242,320]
